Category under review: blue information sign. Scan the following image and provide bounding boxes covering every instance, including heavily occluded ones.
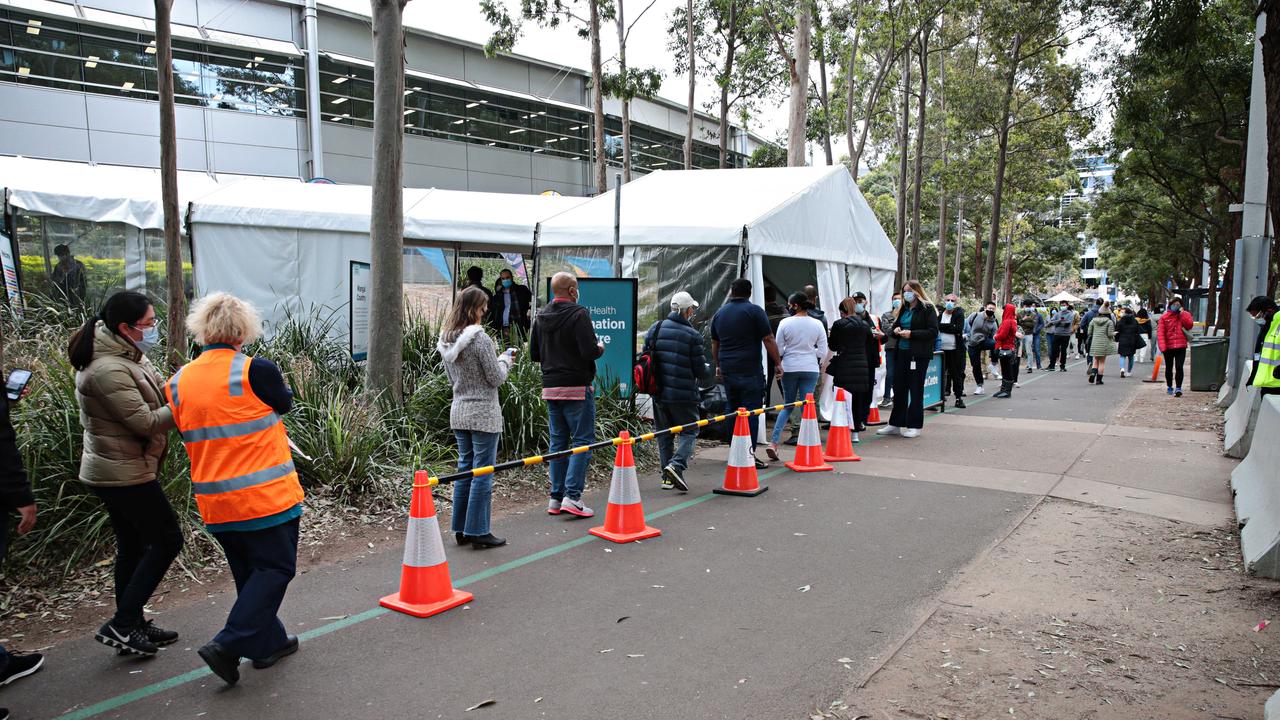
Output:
[547,277,637,398]
[922,351,944,410]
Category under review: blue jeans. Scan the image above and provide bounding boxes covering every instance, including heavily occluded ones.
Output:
[723,372,766,449]
[770,371,819,445]
[883,347,897,400]
[547,395,595,502]
[211,518,299,661]
[452,430,499,537]
[654,402,699,472]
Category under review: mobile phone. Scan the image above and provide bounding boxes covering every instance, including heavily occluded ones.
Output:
[5,369,32,401]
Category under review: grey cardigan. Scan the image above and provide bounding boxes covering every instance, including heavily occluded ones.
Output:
[439,325,513,434]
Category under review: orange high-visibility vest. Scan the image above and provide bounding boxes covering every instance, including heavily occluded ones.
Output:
[166,349,303,527]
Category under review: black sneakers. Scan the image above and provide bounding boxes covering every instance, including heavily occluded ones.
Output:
[197,641,241,685]
[466,533,507,549]
[662,465,689,492]
[251,635,299,669]
[94,621,158,657]
[141,620,179,647]
[0,650,44,686]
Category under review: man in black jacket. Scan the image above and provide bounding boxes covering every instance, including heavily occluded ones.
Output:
[0,392,45,712]
[530,272,604,518]
[644,291,712,491]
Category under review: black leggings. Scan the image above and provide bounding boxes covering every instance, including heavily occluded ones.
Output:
[999,350,1020,392]
[1164,347,1187,389]
[91,481,184,629]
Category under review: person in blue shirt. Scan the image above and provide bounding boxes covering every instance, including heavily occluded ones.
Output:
[711,279,781,467]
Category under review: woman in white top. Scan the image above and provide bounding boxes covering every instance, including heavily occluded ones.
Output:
[767,292,829,460]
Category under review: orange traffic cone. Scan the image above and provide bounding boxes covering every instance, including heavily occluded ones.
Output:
[866,403,886,426]
[786,393,834,473]
[714,408,768,497]
[589,432,661,543]
[823,389,861,463]
[1143,353,1163,383]
[380,471,474,618]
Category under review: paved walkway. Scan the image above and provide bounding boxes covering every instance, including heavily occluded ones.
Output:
[6,360,1236,720]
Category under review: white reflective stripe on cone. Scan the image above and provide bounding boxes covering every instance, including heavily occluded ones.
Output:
[402,515,449,568]
[727,432,755,468]
[608,464,642,505]
[829,397,849,428]
[799,416,822,447]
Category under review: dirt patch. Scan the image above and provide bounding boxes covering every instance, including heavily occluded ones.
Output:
[1111,370,1225,437]
[828,499,1280,720]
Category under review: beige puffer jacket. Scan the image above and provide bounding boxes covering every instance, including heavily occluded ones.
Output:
[76,323,175,487]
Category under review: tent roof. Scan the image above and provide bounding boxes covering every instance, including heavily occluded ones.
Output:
[536,165,897,270]
[0,155,299,231]
[191,179,585,250]
[1046,291,1084,303]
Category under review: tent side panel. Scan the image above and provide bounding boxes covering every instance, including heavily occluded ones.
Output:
[193,223,303,335]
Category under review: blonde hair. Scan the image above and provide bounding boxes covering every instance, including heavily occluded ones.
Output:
[894,279,934,318]
[187,292,263,346]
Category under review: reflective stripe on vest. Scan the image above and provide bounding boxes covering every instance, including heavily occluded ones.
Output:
[1257,316,1280,388]
[168,349,303,525]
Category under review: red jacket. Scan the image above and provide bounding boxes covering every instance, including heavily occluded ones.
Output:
[1157,309,1194,351]
[994,304,1019,350]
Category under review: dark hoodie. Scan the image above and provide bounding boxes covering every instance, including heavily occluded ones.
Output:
[994,304,1019,351]
[530,298,604,389]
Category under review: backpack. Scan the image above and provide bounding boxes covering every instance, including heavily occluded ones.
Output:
[633,320,665,395]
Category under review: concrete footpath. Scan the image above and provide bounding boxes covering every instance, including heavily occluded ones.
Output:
[8,360,1236,720]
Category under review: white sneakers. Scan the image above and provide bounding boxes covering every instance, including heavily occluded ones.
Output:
[876,425,901,436]
[988,363,1001,379]
[902,428,921,438]
[974,385,985,395]
[548,497,595,517]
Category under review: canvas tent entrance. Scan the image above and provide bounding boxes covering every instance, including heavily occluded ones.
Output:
[0,155,297,306]
[188,179,587,332]
[535,165,899,331]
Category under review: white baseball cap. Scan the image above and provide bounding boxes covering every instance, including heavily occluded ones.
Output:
[671,291,700,312]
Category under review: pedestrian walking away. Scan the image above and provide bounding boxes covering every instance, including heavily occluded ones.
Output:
[826,297,879,442]
[992,303,1021,398]
[1157,297,1194,396]
[1135,307,1154,363]
[1246,296,1280,397]
[879,293,902,406]
[440,287,515,549]
[711,278,780,469]
[644,291,713,491]
[1080,299,1102,368]
[1087,301,1118,385]
[530,272,604,517]
[167,293,305,686]
[0,386,44,719]
[879,280,939,438]
[1018,301,1039,373]
[1115,306,1145,378]
[966,302,999,395]
[1048,301,1077,371]
[70,291,183,659]
[768,292,828,460]
[937,294,967,409]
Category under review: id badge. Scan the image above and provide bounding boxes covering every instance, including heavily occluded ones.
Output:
[910,360,917,371]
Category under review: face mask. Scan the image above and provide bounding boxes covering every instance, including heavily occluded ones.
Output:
[1170,305,1180,313]
[1257,315,1269,326]
[1061,306,1070,312]
[903,291,916,304]
[945,301,955,310]
[501,279,513,288]
[854,303,866,314]
[892,299,901,310]
[986,310,995,317]
[133,325,159,354]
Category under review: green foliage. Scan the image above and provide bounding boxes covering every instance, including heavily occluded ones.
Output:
[747,142,787,168]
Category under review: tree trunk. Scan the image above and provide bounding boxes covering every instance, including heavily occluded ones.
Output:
[685,0,696,170]
[909,27,929,280]
[617,0,631,182]
[367,0,408,404]
[951,197,963,295]
[983,31,1022,304]
[155,0,185,370]
[814,7,833,165]
[591,0,607,193]
[788,2,811,166]
[719,1,739,169]
[934,13,948,297]
[843,0,864,177]
[1001,226,1014,303]
[973,218,984,298]
[894,49,910,285]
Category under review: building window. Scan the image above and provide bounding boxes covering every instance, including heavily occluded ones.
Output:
[0,8,306,116]
[1082,257,1096,271]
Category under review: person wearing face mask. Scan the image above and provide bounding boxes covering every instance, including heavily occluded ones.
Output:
[1087,301,1118,385]
[1048,302,1077,371]
[643,291,713,490]
[489,268,533,344]
[1246,296,1280,397]
[69,291,182,658]
[937,294,967,409]
[851,291,883,417]
[966,303,999,394]
[826,297,879,441]
[878,293,902,407]
[1157,296,1194,396]
[878,281,939,438]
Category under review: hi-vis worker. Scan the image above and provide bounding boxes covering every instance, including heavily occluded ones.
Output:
[1247,296,1280,397]
[165,293,303,686]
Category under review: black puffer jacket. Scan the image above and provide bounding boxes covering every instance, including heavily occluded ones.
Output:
[826,315,878,392]
[1116,314,1145,357]
[643,312,711,404]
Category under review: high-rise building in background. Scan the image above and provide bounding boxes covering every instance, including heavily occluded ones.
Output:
[1057,154,1117,300]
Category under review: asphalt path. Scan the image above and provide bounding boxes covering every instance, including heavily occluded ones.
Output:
[10,358,1142,720]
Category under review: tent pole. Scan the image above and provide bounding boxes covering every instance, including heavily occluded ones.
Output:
[737,225,746,278]
[452,242,460,302]
[612,173,621,278]
[531,222,542,313]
